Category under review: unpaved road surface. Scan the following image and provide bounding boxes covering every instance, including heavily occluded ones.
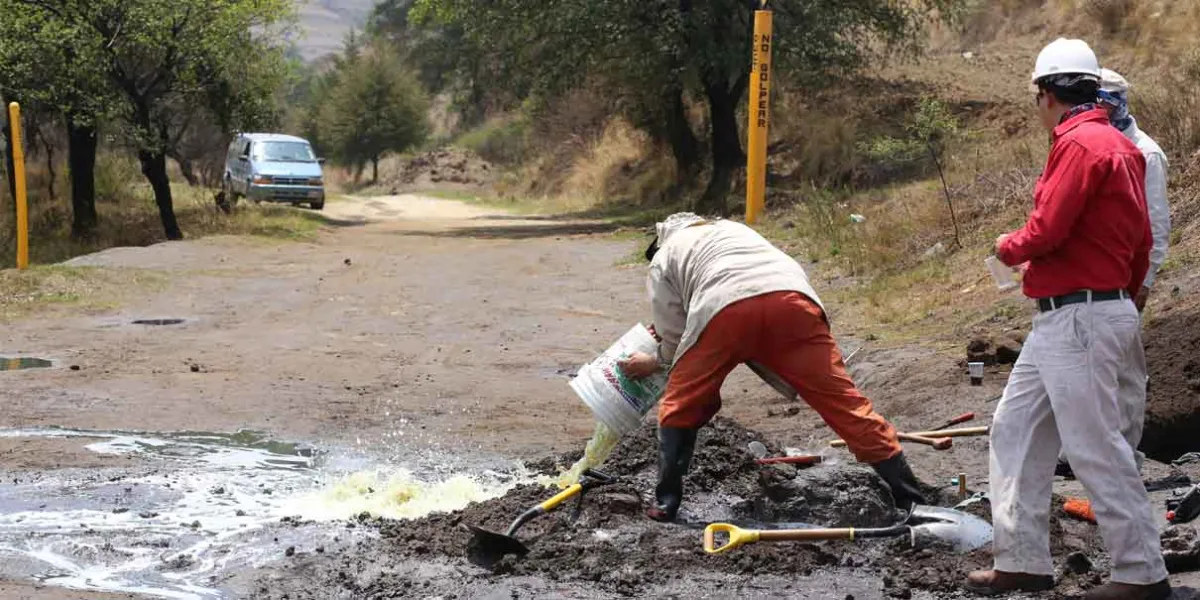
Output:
[3,194,1200,598]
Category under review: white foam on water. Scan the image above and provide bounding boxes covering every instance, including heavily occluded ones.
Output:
[0,427,529,599]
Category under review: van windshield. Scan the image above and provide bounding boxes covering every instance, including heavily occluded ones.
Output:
[253,142,316,162]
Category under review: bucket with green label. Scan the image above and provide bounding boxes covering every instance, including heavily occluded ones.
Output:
[569,324,669,435]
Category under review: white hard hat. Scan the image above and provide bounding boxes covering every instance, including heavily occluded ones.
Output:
[1100,68,1130,94]
[1031,38,1101,84]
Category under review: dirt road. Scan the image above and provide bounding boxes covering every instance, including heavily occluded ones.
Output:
[3,194,1198,599]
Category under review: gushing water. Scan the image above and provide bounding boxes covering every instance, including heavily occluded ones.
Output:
[0,427,527,599]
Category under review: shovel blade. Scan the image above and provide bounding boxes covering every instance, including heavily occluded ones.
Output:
[908,505,992,553]
[465,525,529,568]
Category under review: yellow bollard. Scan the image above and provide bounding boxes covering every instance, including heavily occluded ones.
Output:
[8,102,28,269]
[744,7,773,226]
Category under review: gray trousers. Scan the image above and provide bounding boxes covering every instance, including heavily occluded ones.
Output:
[989,297,1166,584]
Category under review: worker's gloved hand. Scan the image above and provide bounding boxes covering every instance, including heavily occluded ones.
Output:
[646,427,698,522]
[872,453,927,512]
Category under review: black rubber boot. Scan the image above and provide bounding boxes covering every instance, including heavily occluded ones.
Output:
[646,427,698,522]
[872,452,928,512]
[1055,460,1076,479]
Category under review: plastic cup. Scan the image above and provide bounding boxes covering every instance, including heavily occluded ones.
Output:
[968,362,985,386]
[985,256,1019,291]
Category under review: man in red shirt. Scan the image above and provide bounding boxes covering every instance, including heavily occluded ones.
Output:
[965,39,1169,600]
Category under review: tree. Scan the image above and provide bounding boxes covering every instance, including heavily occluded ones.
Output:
[6,0,292,240]
[319,42,429,183]
[0,1,115,238]
[411,0,964,214]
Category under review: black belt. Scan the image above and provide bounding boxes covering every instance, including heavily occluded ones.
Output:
[1036,290,1128,312]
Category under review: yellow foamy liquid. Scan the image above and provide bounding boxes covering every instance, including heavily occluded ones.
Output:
[292,469,527,521]
[555,421,622,488]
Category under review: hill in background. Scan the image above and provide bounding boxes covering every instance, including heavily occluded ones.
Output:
[295,0,375,61]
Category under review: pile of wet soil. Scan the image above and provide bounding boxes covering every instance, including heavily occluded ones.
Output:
[250,417,1114,599]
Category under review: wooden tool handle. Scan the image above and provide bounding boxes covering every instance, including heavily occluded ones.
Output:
[897,432,952,450]
[829,426,989,448]
[908,426,989,438]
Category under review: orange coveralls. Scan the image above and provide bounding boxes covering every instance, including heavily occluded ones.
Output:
[657,291,902,464]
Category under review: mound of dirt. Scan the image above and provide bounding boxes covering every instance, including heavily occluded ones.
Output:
[251,417,1116,599]
[388,148,495,191]
[1141,305,1200,462]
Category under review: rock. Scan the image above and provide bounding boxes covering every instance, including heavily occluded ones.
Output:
[784,406,801,416]
[967,336,1023,366]
[70,365,81,371]
[344,258,352,266]
[190,364,201,373]
[994,337,1023,365]
[1065,551,1093,574]
[285,546,296,557]
[967,338,995,366]
[1162,524,1200,573]
[922,242,946,259]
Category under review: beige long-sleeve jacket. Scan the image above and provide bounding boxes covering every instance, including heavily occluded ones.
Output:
[648,220,825,366]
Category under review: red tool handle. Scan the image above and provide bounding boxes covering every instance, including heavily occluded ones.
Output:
[755,455,822,466]
[933,412,976,431]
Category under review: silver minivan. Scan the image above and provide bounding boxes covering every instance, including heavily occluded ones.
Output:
[224,133,326,210]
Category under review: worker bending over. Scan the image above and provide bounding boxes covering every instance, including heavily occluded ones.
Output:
[619,212,925,523]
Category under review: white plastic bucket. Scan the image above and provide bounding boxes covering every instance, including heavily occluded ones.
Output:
[569,323,669,435]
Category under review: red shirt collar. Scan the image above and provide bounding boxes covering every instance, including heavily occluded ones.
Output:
[1053,107,1110,139]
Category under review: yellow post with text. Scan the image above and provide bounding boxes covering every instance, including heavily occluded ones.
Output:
[8,102,29,269]
[744,8,772,225]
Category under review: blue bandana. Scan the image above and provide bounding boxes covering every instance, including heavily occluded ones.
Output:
[1060,102,1099,125]
[1098,89,1133,131]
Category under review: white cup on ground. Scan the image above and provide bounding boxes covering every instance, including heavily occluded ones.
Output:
[968,362,985,386]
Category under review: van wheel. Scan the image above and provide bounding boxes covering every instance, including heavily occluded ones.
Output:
[309,200,325,210]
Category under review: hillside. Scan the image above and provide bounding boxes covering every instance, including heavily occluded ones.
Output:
[294,0,376,61]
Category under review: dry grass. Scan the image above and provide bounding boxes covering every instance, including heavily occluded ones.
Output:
[0,154,330,268]
[0,265,166,322]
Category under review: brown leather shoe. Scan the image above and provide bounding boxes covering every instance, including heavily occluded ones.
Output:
[965,570,1054,595]
[1083,579,1171,600]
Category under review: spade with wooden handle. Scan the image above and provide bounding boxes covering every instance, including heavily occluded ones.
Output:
[829,426,989,448]
[897,432,952,450]
[703,505,992,555]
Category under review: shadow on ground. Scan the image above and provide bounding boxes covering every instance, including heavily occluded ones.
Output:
[396,221,623,240]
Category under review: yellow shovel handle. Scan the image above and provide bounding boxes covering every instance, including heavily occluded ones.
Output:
[704,523,760,554]
[539,483,583,512]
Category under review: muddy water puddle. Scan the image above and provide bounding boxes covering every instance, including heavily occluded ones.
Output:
[0,428,529,598]
[0,357,54,371]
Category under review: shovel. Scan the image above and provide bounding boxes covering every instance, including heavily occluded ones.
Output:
[465,469,616,567]
[703,505,992,555]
